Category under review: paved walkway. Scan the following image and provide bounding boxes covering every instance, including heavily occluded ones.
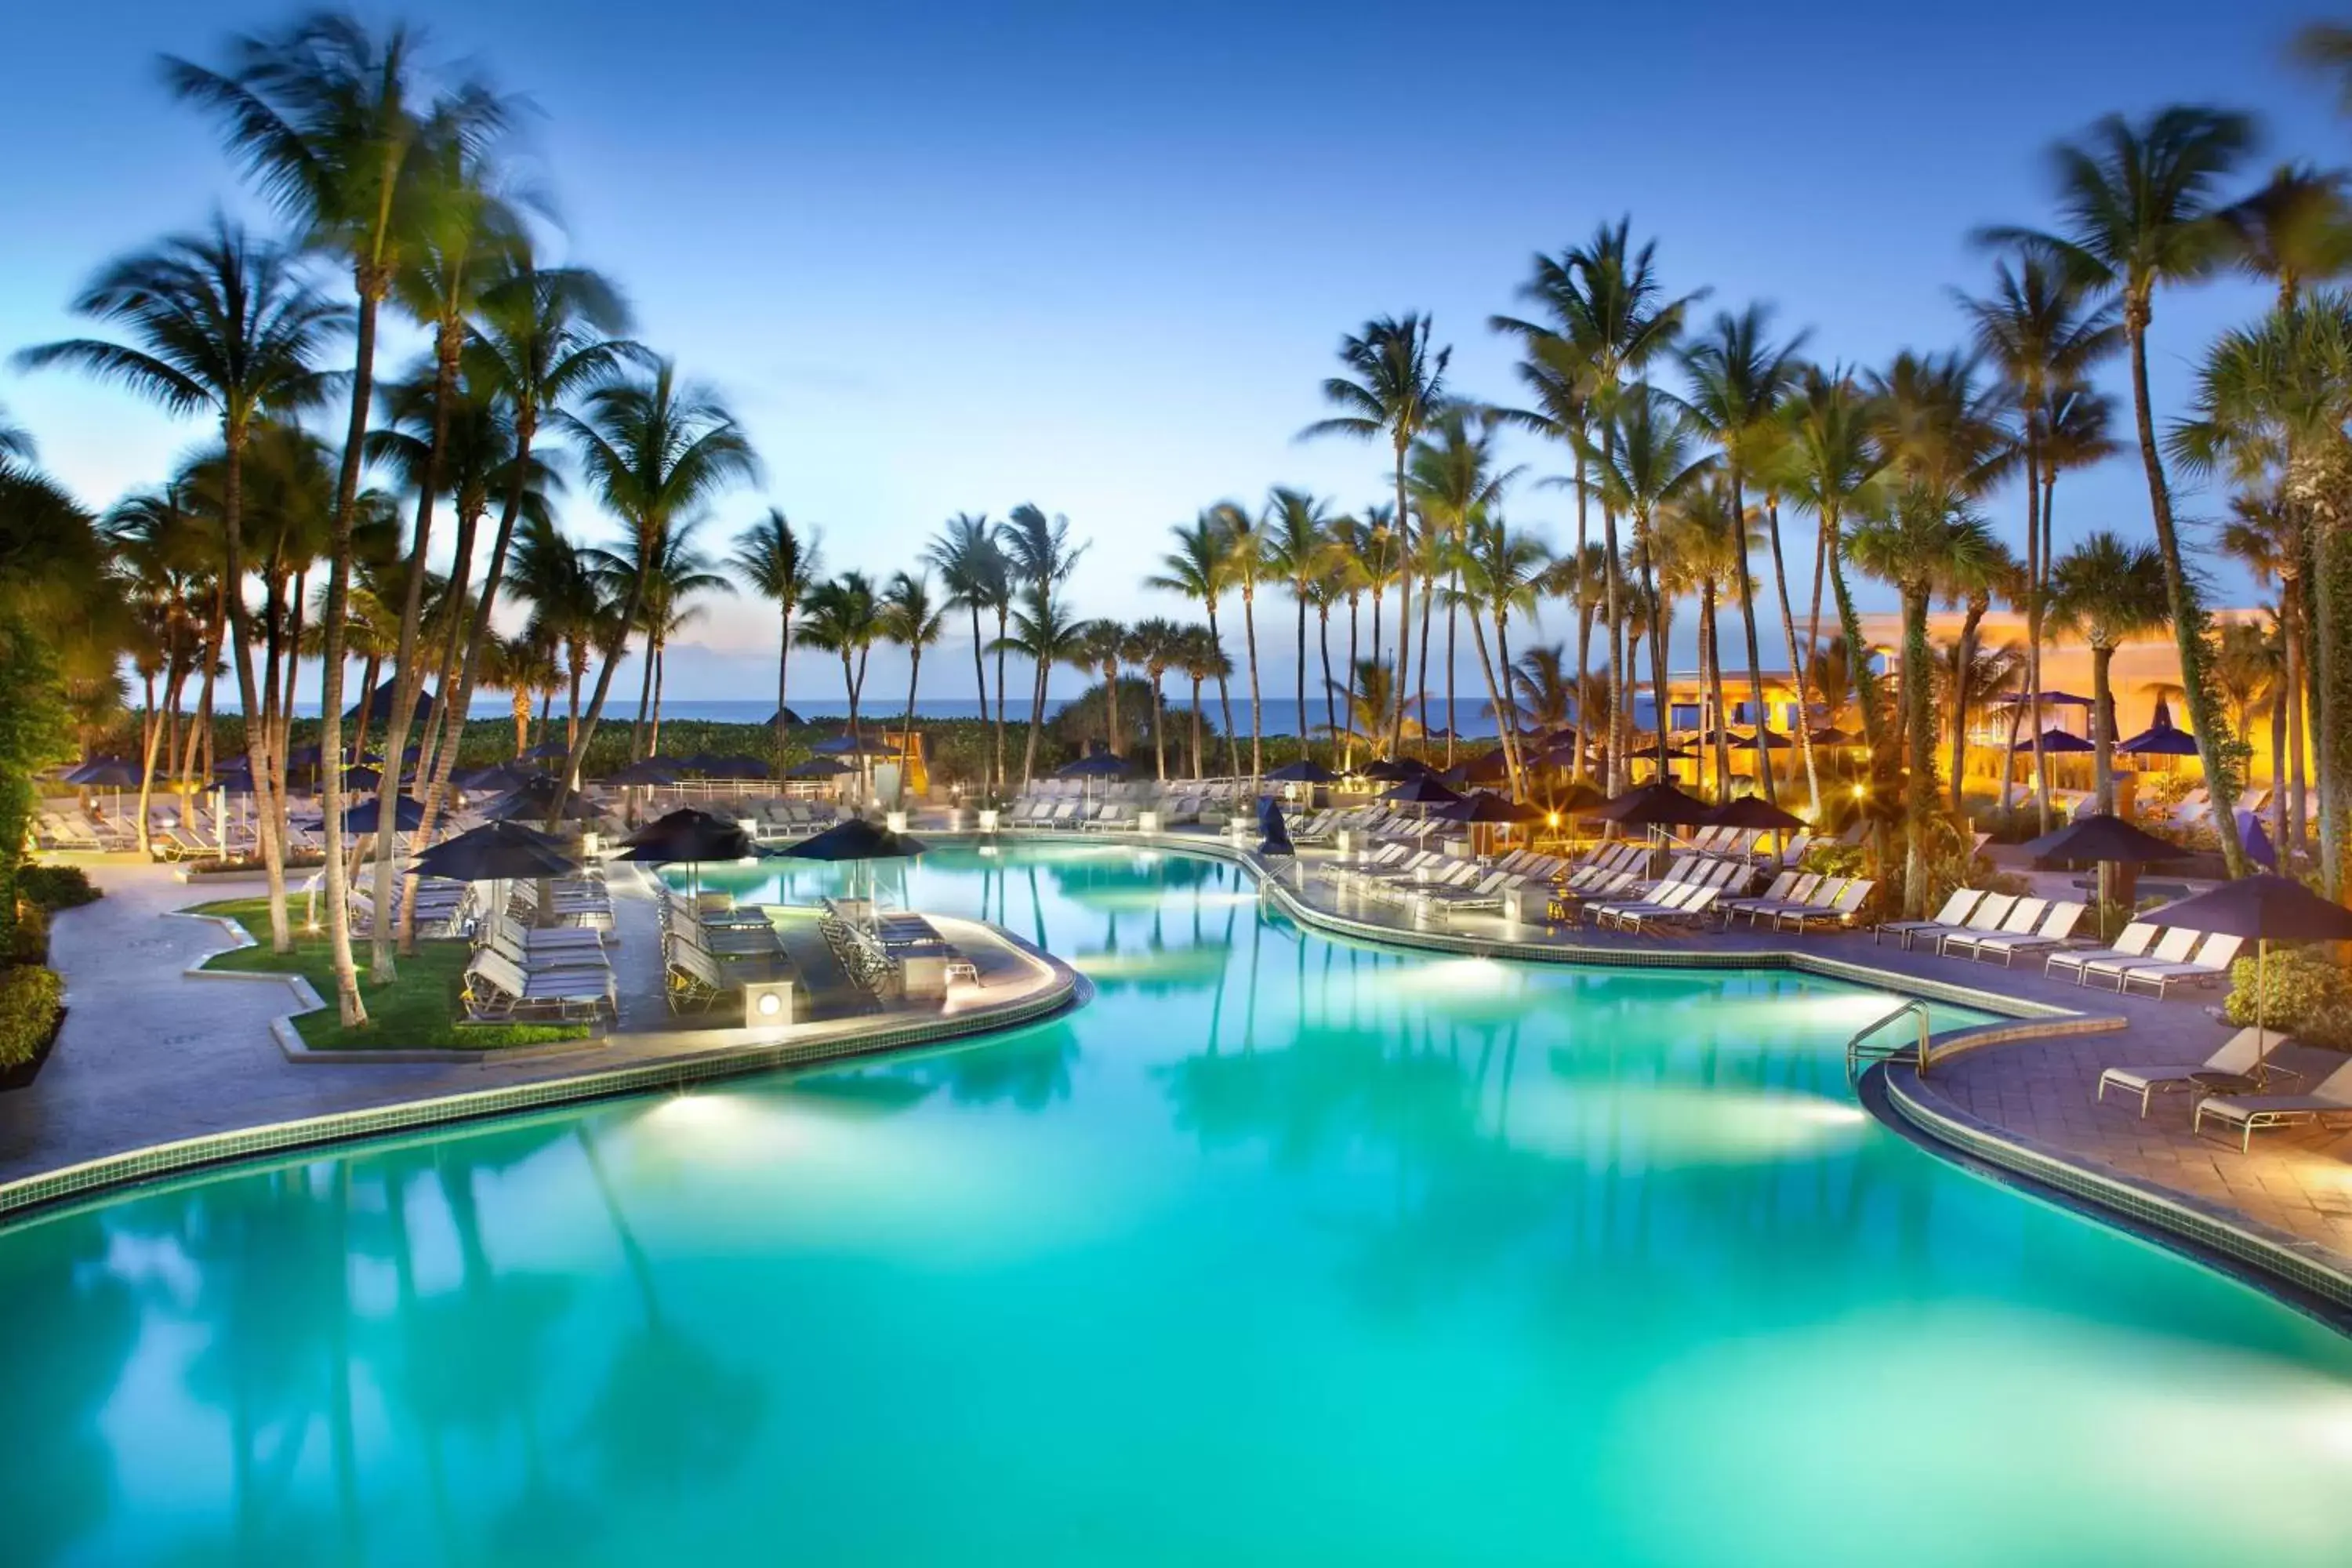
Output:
[1,860,1059,1183]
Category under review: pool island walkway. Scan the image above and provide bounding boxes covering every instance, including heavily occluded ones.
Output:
[0,858,1071,1203]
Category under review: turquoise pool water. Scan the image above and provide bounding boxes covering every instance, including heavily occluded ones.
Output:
[4,842,2351,1566]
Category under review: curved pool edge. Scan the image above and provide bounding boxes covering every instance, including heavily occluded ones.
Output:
[0,922,1092,1231]
[14,828,2336,1338]
[1868,1061,2352,1331]
[1033,830,2352,1332]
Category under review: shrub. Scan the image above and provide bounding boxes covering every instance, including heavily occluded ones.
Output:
[7,903,47,967]
[0,964,63,1069]
[2224,946,2352,1051]
[17,863,98,909]
[1805,842,1867,879]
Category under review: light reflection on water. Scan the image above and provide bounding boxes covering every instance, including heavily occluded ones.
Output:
[0,841,2348,1566]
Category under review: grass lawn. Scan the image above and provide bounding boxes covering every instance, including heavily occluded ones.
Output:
[187,898,588,1052]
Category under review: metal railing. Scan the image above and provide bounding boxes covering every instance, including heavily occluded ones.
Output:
[1845,998,1933,1083]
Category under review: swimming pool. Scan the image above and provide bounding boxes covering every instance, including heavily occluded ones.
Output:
[3,841,2350,1565]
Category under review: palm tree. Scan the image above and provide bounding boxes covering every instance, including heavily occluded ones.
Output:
[1068,618,1128,754]
[1936,538,2023,814]
[2218,495,2304,861]
[1174,626,1232,781]
[1849,495,2002,917]
[1984,107,2259,874]
[506,516,608,750]
[879,572,946,807]
[1777,366,1892,770]
[1406,410,1519,760]
[994,588,1086,787]
[1661,483,1748,794]
[1600,385,1711,774]
[1682,304,1807,809]
[1448,516,1548,793]
[2050,532,2172,816]
[1298,314,1451,753]
[481,628,557,757]
[1146,514,1236,774]
[587,518,731,757]
[1330,657,1406,757]
[1956,254,2123,831]
[2171,295,2352,894]
[557,361,757,800]
[1127,617,1185,781]
[1493,221,1703,789]
[730,507,819,764]
[1263,488,1330,764]
[1322,511,1379,765]
[923,514,999,790]
[996,503,1086,789]
[796,572,881,790]
[1512,642,1575,736]
[168,15,510,1017]
[18,218,339,954]
[413,251,635,889]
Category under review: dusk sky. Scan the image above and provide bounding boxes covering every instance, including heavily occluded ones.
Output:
[0,0,2336,701]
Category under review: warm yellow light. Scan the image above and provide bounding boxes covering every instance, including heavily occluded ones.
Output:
[1851,782,1868,800]
[755,990,784,1018]
[1546,811,1561,828]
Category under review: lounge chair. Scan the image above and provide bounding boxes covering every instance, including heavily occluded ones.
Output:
[2096,1025,2290,1116]
[463,949,615,1022]
[1937,896,2048,957]
[1720,871,1802,923]
[2077,925,2198,989]
[1952,901,2085,967]
[1772,879,1874,931]
[1614,884,1723,934]
[2194,1056,2352,1152]
[1876,888,1983,948]
[2118,932,2245,996]
[2045,922,2158,984]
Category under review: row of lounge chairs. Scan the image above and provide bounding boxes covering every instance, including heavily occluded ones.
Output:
[1876,890,2085,967]
[2045,923,2242,995]
[1717,873,1875,931]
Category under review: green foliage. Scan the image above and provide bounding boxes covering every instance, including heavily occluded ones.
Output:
[2224,946,2352,1050]
[188,898,584,1051]
[7,904,46,966]
[1803,842,1867,879]
[0,619,74,956]
[0,964,64,1069]
[16,864,99,909]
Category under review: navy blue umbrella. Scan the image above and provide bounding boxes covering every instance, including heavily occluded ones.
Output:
[412,819,579,881]
[64,757,141,787]
[328,795,424,834]
[598,757,682,786]
[1263,759,1338,784]
[2013,728,2095,755]
[2142,874,2352,1058]
[616,808,759,865]
[1057,750,1132,779]
[1257,796,1295,856]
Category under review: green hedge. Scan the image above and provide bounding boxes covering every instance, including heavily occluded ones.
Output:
[17,864,98,909]
[0,964,63,1069]
[2225,946,2352,1051]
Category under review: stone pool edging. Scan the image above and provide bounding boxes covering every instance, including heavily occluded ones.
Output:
[0,920,1086,1225]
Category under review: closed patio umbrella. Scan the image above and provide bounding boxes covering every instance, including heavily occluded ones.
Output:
[1257,797,1294,857]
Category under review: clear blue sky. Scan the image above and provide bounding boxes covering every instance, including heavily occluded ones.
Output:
[0,1,2335,701]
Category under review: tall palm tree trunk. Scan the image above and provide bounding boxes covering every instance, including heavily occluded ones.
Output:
[1726,476,1776,808]
[2125,310,2248,874]
[1207,604,1236,777]
[651,639,667,757]
[1443,583,1459,765]
[776,604,796,766]
[1316,603,1336,763]
[895,649,921,808]
[1900,587,1937,919]
[1702,583,1731,794]
[1465,612,1519,798]
[2021,431,2050,833]
[1764,498,1821,818]
[964,603,984,789]
[213,427,292,955]
[1342,594,1360,768]
[316,279,387,1025]
[1151,673,1167,782]
[1949,600,1987,815]
[1240,589,1263,779]
[992,608,1010,794]
[1188,674,1204,779]
[1388,444,1412,755]
[368,323,462,980]
[629,626,655,760]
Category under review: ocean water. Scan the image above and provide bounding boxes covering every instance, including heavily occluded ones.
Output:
[5,841,2347,1566]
